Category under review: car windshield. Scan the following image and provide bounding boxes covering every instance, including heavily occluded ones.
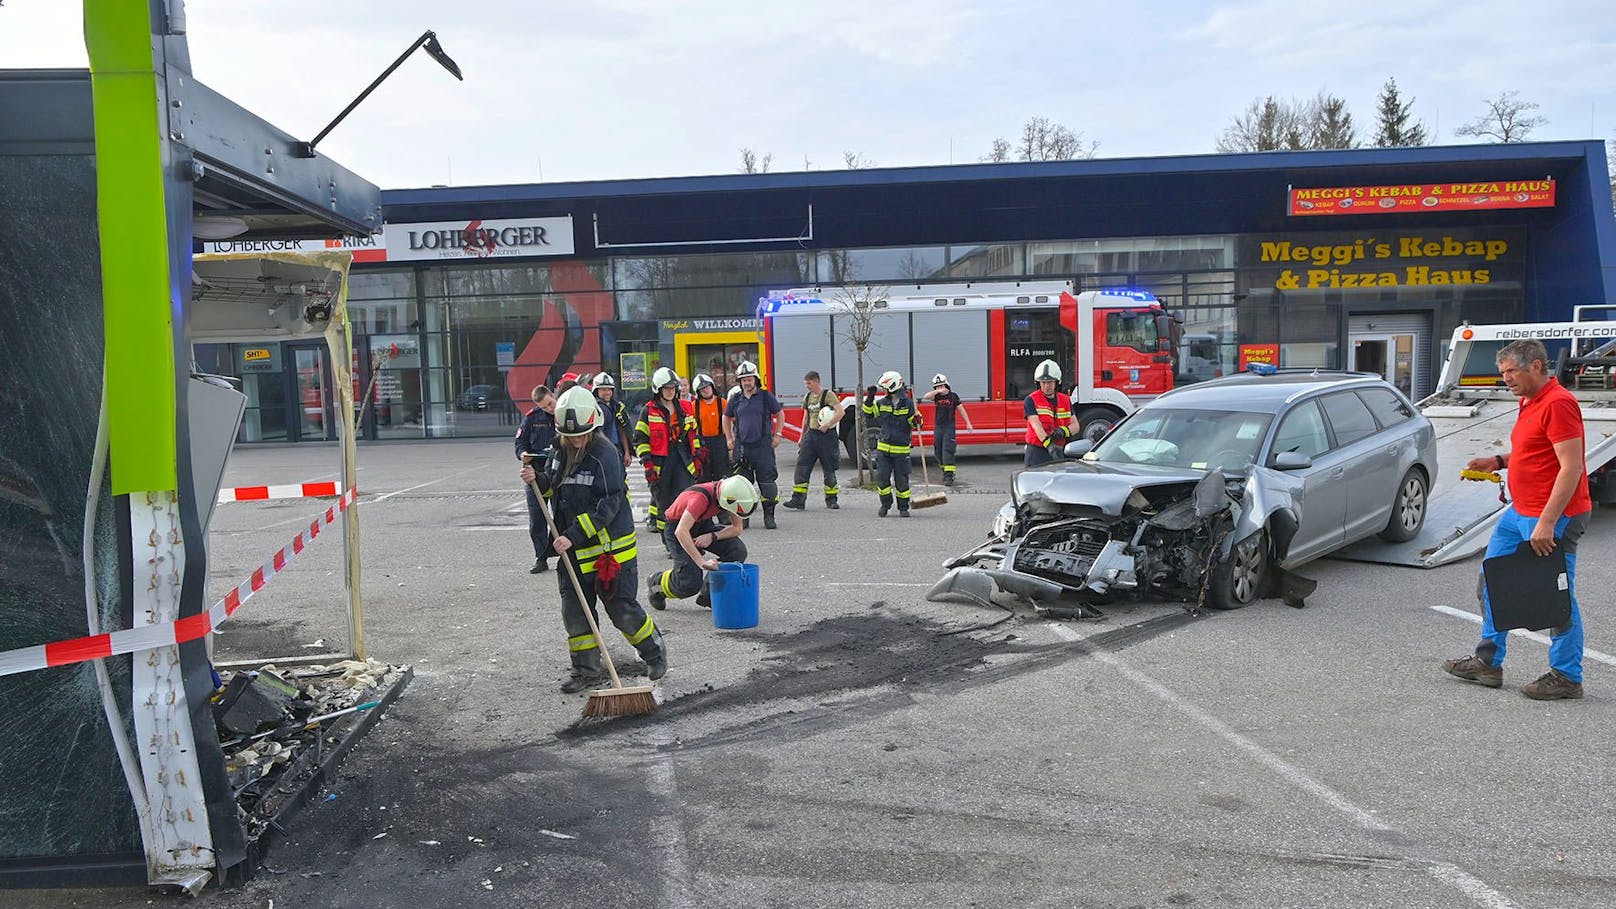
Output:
[1091,408,1273,470]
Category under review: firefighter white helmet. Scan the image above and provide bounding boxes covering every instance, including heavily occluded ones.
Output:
[736,361,760,380]
[717,475,761,517]
[694,373,716,393]
[931,373,949,389]
[593,372,615,389]
[554,386,603,436]
[1034,360,1062,383]
[817,405,836,425]
[652,366,680,391]
[876,370,904,394]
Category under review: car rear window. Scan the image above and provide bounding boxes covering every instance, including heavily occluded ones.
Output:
[1356,387,1414,428]
[1320,391,1379,447]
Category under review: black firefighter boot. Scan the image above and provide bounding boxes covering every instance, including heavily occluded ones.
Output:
[783,491,807,510]
[825,494,839,510]
[763,503,778,529]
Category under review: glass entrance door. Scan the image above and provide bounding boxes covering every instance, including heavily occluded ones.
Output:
[291,344,336,441]
[1350,333,1415,397]
[686,341,760,394]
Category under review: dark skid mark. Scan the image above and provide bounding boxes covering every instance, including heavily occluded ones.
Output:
[557,607,1203,746]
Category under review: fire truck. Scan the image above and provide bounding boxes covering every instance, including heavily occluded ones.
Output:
[759,280,1182,447]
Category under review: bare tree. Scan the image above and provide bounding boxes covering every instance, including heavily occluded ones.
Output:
[986,117,1096,162]
[842,151,875,169]
[1455,92,1547,143]
[828,284,889,485]
[1309,93,1359,149]
[739,147,773,173]
[1217,92,1357,152]
[1372,77,1428,147]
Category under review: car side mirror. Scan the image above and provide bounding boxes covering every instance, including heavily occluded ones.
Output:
[1271,451,1312,470]
[1063,439,1094,459]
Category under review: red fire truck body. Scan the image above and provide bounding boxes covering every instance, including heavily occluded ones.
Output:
[759,281,1179,447]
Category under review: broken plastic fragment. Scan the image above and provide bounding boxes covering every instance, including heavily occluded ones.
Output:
[538,829,576,840]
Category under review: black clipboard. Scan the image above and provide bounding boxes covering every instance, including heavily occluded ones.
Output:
[1482,542,1572,632]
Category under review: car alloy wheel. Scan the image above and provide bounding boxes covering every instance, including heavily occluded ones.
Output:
[1378,468,1428,543]
[1209,530,1267,610]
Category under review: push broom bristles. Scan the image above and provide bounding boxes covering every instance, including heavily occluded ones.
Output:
[584,684,659,717]
[910,490,947,508]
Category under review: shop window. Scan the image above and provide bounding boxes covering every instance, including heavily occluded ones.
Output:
[947,243,1024,278]
[816,246,947,283]
[614,251,810,291]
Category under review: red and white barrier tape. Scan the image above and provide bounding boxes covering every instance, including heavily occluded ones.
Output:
[217,481,342,504]
[0,488,356,678]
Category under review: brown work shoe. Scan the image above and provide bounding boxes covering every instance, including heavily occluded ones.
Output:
[1443,654,1503,688]
[1522,670,1583,700]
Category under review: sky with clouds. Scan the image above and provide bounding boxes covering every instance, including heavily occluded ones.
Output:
[4,0,1613,189]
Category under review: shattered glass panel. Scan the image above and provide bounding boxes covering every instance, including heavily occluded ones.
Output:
[0,155,142,862]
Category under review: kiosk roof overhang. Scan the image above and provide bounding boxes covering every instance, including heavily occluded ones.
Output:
[0,69,381,241]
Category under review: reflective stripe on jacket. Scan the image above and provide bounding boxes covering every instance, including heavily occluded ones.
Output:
[862,391,921,454]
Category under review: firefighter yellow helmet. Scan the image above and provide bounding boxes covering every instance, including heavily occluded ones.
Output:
[717,476,761,517]
[1034,360,1062,383]
[876,370,904,394]
[554,386,603,436]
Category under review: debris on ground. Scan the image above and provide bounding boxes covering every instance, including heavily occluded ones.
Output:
[212,658,408,841]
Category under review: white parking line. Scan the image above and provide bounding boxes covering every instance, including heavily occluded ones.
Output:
[647,733,695,909]
[1428,605,1616,668]
[1044,622,1520,909]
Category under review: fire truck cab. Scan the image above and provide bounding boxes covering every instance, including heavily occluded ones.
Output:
[760,281,1180,447]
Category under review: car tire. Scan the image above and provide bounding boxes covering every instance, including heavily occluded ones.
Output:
[1207,529,1267,610]
[1076,407,1119,444]
[1378,467,1428,543]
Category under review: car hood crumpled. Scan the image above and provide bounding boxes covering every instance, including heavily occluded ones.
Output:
[1014,461,1211,515]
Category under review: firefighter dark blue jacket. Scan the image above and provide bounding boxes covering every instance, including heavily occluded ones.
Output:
[534,434,639,574]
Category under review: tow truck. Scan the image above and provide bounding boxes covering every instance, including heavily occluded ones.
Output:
[1337,307,1616,568]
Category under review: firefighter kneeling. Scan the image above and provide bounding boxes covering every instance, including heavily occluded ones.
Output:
[647,476,759,610]
[521,386,667,693]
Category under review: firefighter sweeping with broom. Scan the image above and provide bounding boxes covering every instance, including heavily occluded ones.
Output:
[521,385,667,697]
[646,475,759,611]
[863,370,923,517]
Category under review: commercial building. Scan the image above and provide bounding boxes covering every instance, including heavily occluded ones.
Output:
[200,141,1616,442]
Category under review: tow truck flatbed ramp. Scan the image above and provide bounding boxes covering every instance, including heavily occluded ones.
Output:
[1335,392,1616,568]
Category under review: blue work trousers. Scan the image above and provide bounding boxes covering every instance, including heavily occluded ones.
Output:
[1476,505,1589,682]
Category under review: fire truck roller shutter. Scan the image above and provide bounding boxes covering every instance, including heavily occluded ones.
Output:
[831,310,911,392]
[771,314,832,396]
[910,311,988,402]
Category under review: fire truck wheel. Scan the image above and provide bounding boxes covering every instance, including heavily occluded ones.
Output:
[1076,408,1119,444]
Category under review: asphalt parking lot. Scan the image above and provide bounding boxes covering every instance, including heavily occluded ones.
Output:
[21,437,1616,909]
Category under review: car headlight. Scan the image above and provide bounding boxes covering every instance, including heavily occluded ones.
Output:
[991,504,1017,540]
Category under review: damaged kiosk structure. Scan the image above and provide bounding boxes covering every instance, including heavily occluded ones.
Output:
[1,1,386,891]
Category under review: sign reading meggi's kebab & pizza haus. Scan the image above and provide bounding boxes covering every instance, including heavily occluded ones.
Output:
[1242,229,1523,290]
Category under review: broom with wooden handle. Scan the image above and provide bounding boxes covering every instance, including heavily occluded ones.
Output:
[525,470,657,718]
[910,421,947,509]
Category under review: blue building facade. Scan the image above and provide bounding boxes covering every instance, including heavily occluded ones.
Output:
[203,142,1616,441]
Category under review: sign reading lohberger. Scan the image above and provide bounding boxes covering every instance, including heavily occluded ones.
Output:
[382,217,575,261]
[1289,180,1555,216]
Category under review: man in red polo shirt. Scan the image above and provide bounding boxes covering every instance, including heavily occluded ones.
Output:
[1444,338,1591,700]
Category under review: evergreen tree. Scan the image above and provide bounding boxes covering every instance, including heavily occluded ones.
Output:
[1372,78,1429,147]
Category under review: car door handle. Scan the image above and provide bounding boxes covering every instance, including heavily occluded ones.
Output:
[1330,468,1345,479]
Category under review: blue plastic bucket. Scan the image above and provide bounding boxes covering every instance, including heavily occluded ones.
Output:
[708,562,760,630]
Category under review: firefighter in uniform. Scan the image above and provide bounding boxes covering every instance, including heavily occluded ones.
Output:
[593,372,634,467]
[520,386,666,692]
[724,361,784,529]
[920,373,961,486]
[863,370,923,517]
[634,367,702,541]
[1023,359,1078,467]
[691,373,729,482]
[515,385,558,573]
[784,370,843,510]
[646,475,758,611]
